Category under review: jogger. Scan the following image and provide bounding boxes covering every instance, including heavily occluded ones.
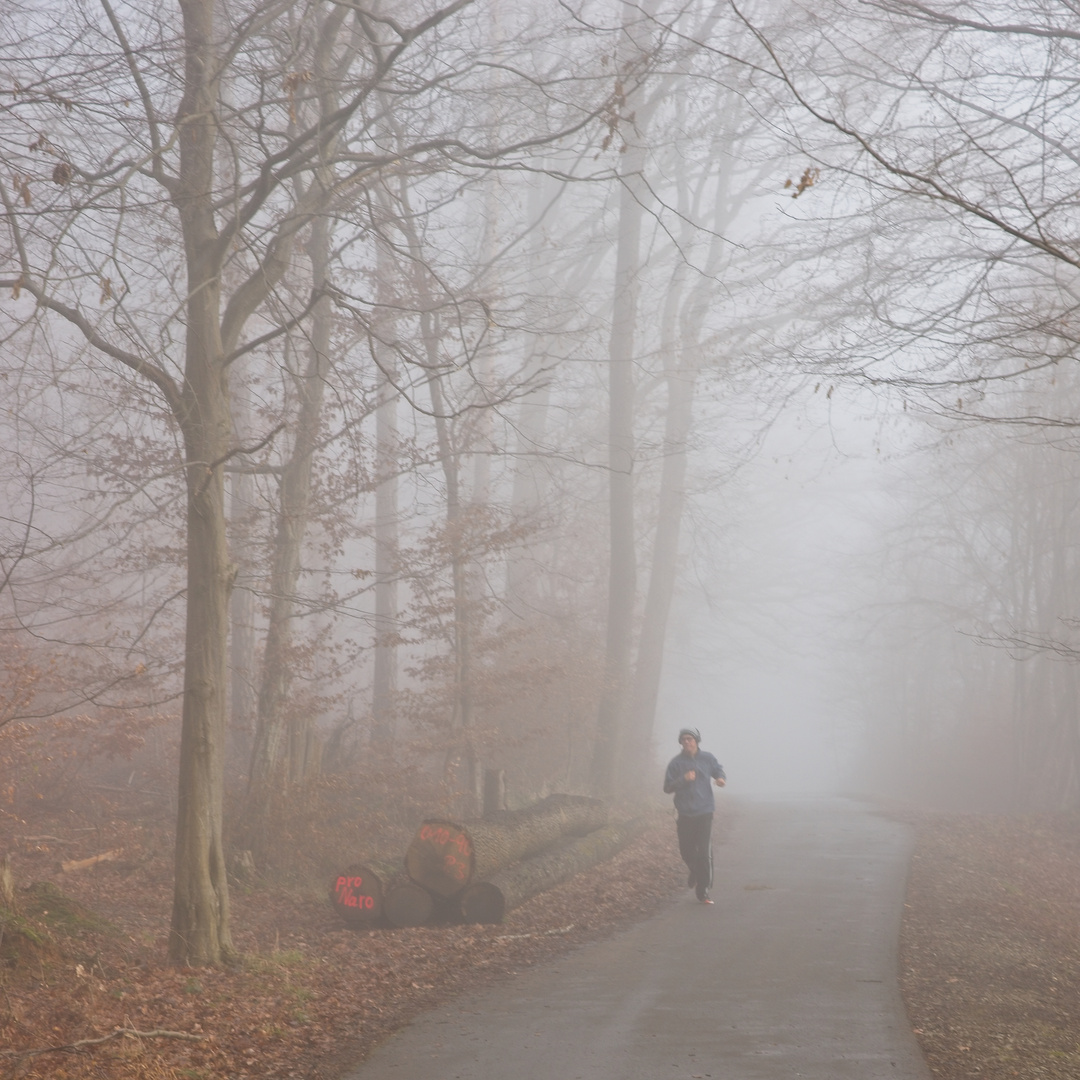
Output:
[664,727,726,904]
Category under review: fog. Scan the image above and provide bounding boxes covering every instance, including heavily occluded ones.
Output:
[6,2,1080,966]
[656,385,890,797]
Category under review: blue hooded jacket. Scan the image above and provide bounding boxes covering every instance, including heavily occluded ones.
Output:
[664,748,725,816]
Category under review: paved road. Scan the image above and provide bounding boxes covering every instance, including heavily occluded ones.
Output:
[344,797,932,1080]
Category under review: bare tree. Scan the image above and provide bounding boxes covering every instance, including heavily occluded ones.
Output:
[1,0,618,964]
[727,0,1080,805]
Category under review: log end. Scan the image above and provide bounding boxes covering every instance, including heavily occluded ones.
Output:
[329,864,384,927]
[459,880,506,924]
[404,819,474,898]
[384,882,436,928]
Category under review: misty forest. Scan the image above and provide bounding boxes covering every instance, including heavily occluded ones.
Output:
[4,0,1080,1009]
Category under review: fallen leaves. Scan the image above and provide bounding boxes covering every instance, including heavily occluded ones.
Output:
[900,811,1080,1080]
[0,811,687,1080]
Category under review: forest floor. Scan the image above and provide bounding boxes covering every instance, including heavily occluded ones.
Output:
[2,798,1079,1080]
[898,808,1080,1080]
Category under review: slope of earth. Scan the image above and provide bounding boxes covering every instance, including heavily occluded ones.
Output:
[5,800,1077,1080]
[0,808,687,1080]
[899,811,1080,1080]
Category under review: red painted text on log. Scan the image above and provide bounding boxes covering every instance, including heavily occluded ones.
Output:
[334,876,375,910]
[419,824,472,857]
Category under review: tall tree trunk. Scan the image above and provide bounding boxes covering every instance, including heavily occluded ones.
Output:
[625,359,695,789]
[622,108,759,791]
[245,215,332,835]
[399,177,479,812]
[168,0,234,967]
[590,126,648,797]
[228,380,257,770]
[504,346,551,621]
[372,231,400,744]
[589,0,663,796]
[622,138,735,789]
[424,334,477,812]
[171,399,234,966]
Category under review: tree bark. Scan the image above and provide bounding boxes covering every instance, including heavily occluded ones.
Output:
[167,0,234,968]
[372,217,400,743]
[420,305,478,814]
[625,368,694,788]
[404,794,608,898]
[228,432,257,770]
[458,816,653,923]
[590,3,660,795]
[591,147,643,797]
[482,767,507,818]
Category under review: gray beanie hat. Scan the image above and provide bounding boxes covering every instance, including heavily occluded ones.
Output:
[677,727,701,744]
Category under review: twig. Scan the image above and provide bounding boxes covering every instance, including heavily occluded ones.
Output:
[494,923,575,941]
[61,849,122,872]
[87,783,165,796]
[0,1026,207,1060]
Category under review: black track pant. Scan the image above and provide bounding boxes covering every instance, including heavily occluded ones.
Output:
[676,811,714,900]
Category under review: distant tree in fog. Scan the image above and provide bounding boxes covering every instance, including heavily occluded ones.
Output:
[724,0,1080,807]
[584,0,801,794]
[849,369,1080,810]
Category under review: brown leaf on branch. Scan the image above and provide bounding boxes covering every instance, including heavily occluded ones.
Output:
[785,166,820,198]
[284,70,313,123]
[12,173,32,205]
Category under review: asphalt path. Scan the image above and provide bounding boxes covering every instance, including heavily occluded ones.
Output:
[344,796,932,1080]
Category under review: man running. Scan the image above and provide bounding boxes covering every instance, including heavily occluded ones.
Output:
[663,728,726,904]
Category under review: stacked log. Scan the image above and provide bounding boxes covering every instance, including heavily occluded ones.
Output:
[402,820,474,899]
[458,816,652,923]
[383,882,436,928]
[329,864,384,927]
[329,794,641,929]
[404,793,608,899]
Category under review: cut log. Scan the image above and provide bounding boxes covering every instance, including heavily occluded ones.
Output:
[384,882,436,928]
[404,820,474,898]
[459,816,653,923]
[329,864,384,927]
[404,793,608,899]
[458,880,503,923]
